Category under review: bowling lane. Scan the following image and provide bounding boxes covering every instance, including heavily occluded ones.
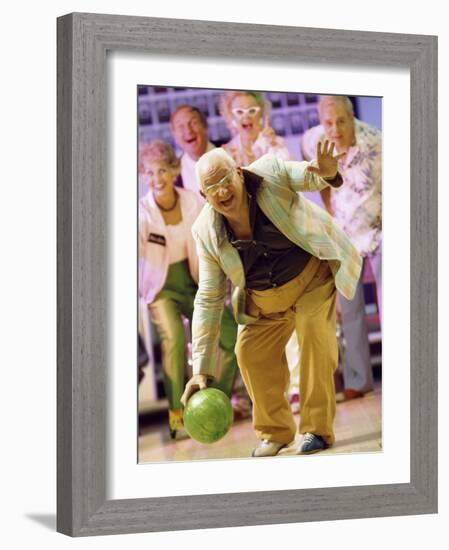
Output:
[138,385,381,462]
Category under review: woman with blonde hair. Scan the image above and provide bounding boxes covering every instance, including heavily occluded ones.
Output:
[139,140,238,438]
[219,90,290,165]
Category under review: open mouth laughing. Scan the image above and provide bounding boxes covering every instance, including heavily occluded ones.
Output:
[184,135,198,146]
[218,193,234,209]
[240,122,254,131]
[153,182,169,192]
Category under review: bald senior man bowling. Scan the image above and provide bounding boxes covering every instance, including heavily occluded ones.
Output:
[181,144,362,456]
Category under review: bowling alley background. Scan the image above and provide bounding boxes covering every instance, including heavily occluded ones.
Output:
[137,87,382,196]
[137,87,382,457]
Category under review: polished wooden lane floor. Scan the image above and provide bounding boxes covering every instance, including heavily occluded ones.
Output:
[138,386,382,463]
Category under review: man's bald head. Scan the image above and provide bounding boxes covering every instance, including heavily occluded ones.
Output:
[196,148,246,220]
[196,148,237,192]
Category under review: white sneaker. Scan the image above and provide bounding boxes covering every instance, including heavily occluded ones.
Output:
[251,439,287,457]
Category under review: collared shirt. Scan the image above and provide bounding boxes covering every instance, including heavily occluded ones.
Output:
[302,119,382,256]
[225,170,312,290]
[178,141,215,201]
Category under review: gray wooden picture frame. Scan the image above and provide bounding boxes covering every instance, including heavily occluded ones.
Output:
[57,12,438,537]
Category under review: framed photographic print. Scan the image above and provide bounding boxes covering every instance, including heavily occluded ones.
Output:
[57,12,437,536]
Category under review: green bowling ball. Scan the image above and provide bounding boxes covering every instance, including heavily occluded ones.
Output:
[183,388,234,444]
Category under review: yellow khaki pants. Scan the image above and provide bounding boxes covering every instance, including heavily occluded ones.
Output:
[235,258,338,445]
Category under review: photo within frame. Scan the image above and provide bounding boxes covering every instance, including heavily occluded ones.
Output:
[137,86,382,464]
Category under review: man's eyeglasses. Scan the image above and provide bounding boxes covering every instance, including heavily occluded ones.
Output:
[203,172,235,198]
[231,106,261,119]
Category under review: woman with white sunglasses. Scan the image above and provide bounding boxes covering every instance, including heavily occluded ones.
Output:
[219,90,290,166]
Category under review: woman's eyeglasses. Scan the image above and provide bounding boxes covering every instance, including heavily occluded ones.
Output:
[231,106,261,119]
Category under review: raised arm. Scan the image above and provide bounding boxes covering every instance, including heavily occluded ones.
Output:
[283,140,345,192]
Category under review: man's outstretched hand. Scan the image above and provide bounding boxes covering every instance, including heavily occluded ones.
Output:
[181,374,209,407]
[306,140,346,180]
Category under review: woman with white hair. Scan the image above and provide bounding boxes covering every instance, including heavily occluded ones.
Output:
[219,90,290,166]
